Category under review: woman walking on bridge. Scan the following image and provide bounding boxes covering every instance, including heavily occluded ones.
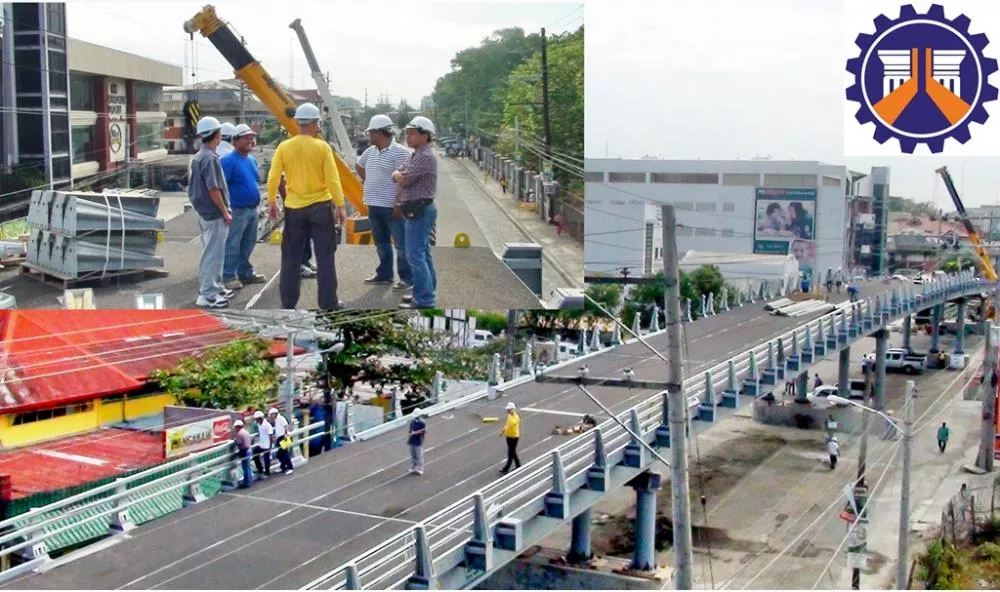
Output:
[499,402,522,475]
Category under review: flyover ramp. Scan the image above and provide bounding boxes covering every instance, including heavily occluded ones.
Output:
[4,281,918,590]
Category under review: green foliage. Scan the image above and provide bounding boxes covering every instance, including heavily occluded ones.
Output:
[0,163,46,203]
[917,539,974,589]
[148,338,279,410]
[394,100,414,130]
[889,195,941,217]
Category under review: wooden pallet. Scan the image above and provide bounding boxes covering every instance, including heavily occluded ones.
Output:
[19,262,168,290]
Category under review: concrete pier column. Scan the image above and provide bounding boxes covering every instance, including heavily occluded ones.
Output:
[567,508,593,564]
[955,298,967,355]
[838,347,851,397]
[874,329,888,410]
[902,314,912,351]
[795,370,809,402]
[629,471,661,571]
[930,304,943,353]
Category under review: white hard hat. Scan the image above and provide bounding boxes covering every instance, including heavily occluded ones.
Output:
[365,114,394,132]
[233,419,245,428]
[268,407,279,415]
[220,122,237,139]
[294,102,321,121]
[196,116,221,137]
[253,410,265,419]
[233,123,256,138]
[505,402,516,411]
[405,115,435,135]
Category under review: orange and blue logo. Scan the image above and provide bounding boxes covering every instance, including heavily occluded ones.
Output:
[846,4,998,153]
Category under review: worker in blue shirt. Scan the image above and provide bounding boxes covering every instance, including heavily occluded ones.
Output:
[220,124,267,290]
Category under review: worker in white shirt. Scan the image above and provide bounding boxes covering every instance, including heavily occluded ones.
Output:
[218,122,236,157]
[252,410,274,478]
[268,407,295,475]
[827,436,840,470]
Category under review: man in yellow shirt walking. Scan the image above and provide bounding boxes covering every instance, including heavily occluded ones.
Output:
[266,103,347,310]
[499,401,522,474]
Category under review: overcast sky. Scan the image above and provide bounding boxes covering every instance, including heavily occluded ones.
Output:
[586,0,1000,209]
[66,0,582,108]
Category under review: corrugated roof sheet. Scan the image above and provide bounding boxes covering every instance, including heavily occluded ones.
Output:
[0,310,287,414]
[0,428,165,500]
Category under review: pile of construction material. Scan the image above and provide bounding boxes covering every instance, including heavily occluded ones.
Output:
[765,296,836,317]
[24,190,165,282]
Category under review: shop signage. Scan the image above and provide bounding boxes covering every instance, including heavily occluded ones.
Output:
[163,416,232,458]
[108,121,127,163]
[107,79,127,121]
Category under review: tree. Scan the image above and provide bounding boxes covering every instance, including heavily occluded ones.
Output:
[395,99,414,130]
[148,338,280,410]
[497,27,584,188]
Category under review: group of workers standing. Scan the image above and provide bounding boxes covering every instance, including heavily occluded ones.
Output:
[231,407,296,488]
[187,103,440,310]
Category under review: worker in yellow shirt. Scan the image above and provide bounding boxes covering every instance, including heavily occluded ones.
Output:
[499,401,522,474]
[266,103,347,310]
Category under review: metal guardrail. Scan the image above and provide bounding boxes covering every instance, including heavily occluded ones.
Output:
[0,420,325,578]
[303,270,989,590]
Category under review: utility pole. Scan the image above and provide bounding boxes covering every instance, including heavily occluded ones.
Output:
[514,116,520,161]
[123,124,131,189]
[661,205,694,589]
[978,324,998,471]
[505,310,517,382]
[540,27,553,151]
[239,36,247,124]
[896,379,915,591]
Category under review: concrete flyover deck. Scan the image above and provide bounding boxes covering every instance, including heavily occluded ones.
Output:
[0,156,547,309]
[2,281,923,590]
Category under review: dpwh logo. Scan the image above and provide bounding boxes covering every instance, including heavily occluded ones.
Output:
[846,4,998,154]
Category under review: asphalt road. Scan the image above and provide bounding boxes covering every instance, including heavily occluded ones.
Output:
[4,281,918,590]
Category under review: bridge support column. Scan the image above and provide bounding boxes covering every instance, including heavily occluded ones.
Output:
[902,314,912,351]
[930,304,943,353]
[838,347,850,398]
[874,329,888,410]
[567,508,593,564]
[405,525,436,590]
[955,298,967,355]
[794,371,809,403]
[629,471,661,572]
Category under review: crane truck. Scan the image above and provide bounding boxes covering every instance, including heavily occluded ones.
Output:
[182,5,372,244]
[935,165,996,320]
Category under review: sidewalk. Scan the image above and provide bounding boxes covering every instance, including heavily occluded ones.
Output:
[448,154,583,291]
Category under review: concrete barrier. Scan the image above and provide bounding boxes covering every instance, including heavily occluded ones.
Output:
[751,400,865,433]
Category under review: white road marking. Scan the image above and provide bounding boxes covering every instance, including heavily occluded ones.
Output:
[31,449,107,466]
[521,407,589,418]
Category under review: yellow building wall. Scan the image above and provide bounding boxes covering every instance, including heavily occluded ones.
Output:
[124,393,175,421]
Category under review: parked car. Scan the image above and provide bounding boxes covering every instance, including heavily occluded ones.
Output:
[862,348,926,374]
[807,385,852,407]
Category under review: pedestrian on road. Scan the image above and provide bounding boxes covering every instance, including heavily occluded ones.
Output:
[408,408,427,475]
[188,115,234,309]
[827,436,839,470]
[269,407,295,475]
[937,422,950,453]
[499,402,521,474]
[394,116,438,310]
[221,124,267,291]
[814,373,823,389]
[217,122,236,158]
[251,410,273,478]
[500,175,508,194]
[265,102,347,310]
[847,282,858,302]
[357,114,412,291]
[232,419,253,488]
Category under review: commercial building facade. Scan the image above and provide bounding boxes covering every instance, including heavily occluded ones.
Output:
[585,159,890,283]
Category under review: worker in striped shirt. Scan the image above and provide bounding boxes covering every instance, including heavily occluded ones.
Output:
[357,114,412,290]
[265,103,346,310]
[393,116,438,309]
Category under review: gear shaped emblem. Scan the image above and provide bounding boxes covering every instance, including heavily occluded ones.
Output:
[846,4,998,153]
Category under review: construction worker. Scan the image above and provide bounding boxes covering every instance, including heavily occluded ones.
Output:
[407,408,427,475]
[232,419,253,488]
[251,410,273,478]
[221,123,267,290]
[218,122,237,157]
[499,401,521,474]
[265,103,346,310]
[357,114,412,290]
[827,435,839,470]
[277,174,319,279]
[269,407,295,475]
[394,115,438,310]
[189,115,234,309]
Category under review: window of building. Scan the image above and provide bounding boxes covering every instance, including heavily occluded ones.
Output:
[722,173,759,186]
[650,172,719,184]
[676,225,693,236]
[762,174,817,187]
[675,201,694,211]
[13,401,93,425]
[722,202,736,212]
[721,229,734,237]
[45,2,65,34]
[822,175,841,187]
[696,201,716,212]
[13,49,41,91]
[608,172,646,183]
[694,227,716,237]
[136,121,165,151]
[70,74,94,111]
[584,171,604,183]
[47,50,68,93]
[135,84,161,112]
[72,125,96,163]
[17,113,43,155]
[13,3,39,29]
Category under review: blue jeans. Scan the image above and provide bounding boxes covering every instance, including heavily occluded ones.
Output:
[239,452,253,487]
[404,201,437,307]
[370,205,411,283]
[223,206,259,281]
[197,216,228,299]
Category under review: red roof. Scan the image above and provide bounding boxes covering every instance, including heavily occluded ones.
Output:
[0,428,165,499]
[0,310,293,414]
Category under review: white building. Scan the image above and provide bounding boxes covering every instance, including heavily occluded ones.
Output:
[584,159,853,283]
[679,251,800,294]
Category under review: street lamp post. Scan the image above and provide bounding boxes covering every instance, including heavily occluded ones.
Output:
[829,379,914,591]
